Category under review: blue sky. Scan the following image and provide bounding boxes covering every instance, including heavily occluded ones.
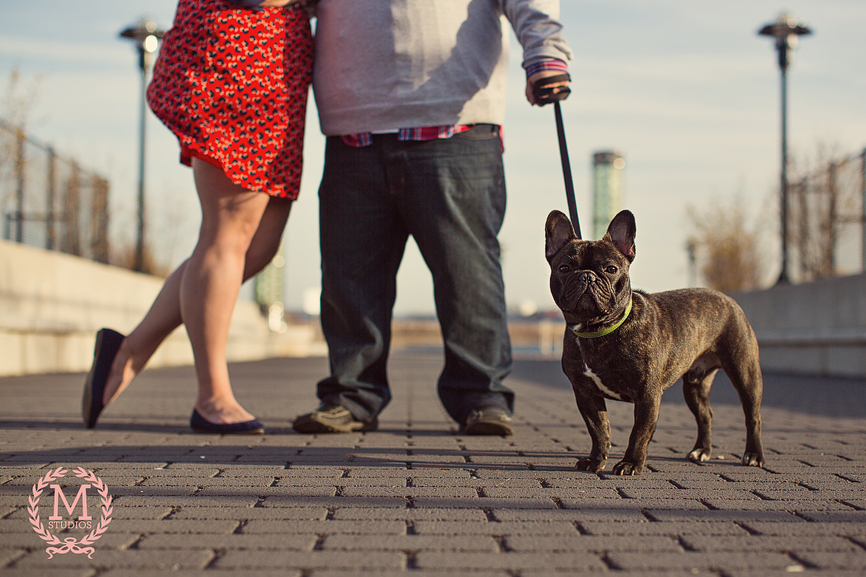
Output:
[2,1,865,316]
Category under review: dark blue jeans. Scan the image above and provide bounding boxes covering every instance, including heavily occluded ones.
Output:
[316,124,514,424]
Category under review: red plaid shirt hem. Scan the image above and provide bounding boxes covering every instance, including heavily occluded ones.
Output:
[340,59,568,149]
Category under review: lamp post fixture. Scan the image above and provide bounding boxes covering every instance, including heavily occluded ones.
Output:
[120,19,165,272]
[758,13,811,285]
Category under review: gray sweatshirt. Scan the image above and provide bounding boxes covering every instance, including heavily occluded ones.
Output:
[311,0,573,136]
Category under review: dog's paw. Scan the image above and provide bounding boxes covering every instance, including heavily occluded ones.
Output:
[611,460,642,475]
[576,457,606,472]
[741,452,765,468]
[688,448,712,462]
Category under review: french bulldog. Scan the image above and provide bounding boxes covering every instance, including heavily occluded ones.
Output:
[545,209,765,475]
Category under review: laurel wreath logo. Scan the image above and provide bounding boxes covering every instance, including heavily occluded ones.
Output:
[28,467,113,559]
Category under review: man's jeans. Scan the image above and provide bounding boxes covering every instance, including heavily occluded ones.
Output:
[316,124,514,424]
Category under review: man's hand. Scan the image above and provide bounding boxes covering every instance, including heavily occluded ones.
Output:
[527,70,571,106]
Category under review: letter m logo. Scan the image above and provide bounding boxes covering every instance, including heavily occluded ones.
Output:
[48,484,92,521]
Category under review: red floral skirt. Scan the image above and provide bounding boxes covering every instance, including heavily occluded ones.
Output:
[147,0,313,199]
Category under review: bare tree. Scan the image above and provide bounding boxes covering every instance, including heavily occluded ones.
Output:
[788,143,863,282]
[110,242,171,277]
[686,194,768,294]
[0,68,40,182]
[0,68,41,242]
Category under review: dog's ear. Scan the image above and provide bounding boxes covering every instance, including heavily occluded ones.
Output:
[545,210,577,262]
[603,210,636,262]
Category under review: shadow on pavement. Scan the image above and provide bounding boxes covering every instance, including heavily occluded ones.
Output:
[509,357,866,419]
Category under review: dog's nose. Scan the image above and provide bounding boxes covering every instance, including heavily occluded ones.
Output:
[578,271,595,284]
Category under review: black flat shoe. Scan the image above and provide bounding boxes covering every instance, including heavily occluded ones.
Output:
[190,409,265,435]
[82,328,125,428]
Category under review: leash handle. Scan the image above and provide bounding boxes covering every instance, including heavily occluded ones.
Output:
[554,101,581,239]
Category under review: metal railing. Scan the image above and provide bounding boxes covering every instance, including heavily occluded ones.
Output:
[0,119,110,263]
[788,148,865,282]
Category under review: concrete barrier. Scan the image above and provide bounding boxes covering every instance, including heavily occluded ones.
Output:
[0,240,325,377]
[4,239,863,379]
[733,273,866,378]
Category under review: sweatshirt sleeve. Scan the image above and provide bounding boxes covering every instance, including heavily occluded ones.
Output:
[499,0,573,67]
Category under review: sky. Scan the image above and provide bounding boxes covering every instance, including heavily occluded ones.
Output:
[1,1,865,317]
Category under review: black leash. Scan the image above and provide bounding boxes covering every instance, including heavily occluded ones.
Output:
[534,73,582,239]
[553,100,581,239]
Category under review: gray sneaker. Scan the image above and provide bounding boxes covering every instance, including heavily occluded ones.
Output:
[460,406,514,436]
[293,404,378,434]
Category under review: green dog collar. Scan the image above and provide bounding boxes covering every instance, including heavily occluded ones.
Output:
[571,298,633,339]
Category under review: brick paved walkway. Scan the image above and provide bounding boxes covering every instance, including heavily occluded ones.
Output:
[1,352,864,576]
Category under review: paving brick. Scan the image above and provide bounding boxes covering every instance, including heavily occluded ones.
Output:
[728,561,863,577]
[606,551,796,572]
[523,572,719,577]
[168,506,326,520]
[331,508,488,522]
[113,495,261,508]
[0,568,92,577]
[135,532,317,550]
[310,568,502,577]
[414,551,608,571]
[261,495,407,509]
[0,548,25,567]
[580,521,749,536]
[618,487,759,500]
[562,498,710,510]
[702,498,856,511]
[413,496,558,509]
[503,534,681,553]
[322,534,500,552]
[755,488,865,500]
[99,519,241,534]
[797,510,866,523]
[681,534,862,552]
[195,485,338,498]
[338,486,478,498]
[645,509,801,523]
[240,519,407,535]
[412,520,579,536]
[495,508,647,522]
[795,550,866,570]
[101,570,302,577]
[213,550,405,570]
[12,549,215,570]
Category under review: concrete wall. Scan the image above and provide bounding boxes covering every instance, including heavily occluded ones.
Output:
[0,240,325,377]
[733,273,866,378]
[4,239,864,378]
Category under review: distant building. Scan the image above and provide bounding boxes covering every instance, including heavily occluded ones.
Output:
[592,150,625,239]
[254,245,287,332]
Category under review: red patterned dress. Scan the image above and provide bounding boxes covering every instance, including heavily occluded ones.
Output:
[147,0,313,199]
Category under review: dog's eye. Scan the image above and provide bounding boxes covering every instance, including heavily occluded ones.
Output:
[558,264,570,273]
[604,265,618,274]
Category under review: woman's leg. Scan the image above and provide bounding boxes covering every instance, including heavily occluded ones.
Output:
[181,159,272,423]
[101,163,291,417]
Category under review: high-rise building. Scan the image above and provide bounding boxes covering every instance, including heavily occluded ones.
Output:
[254,244,287,332]
[592,150,625,239]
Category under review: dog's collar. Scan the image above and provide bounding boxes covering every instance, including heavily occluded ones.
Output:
[571,298,633,339]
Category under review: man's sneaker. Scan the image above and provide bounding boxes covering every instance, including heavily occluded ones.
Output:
[292,404,378,434]
[460,406,514,436]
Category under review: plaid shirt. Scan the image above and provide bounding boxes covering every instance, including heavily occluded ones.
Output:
[341,59,569,148]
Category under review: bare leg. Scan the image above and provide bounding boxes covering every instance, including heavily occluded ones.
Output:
[102,161,291,423]
[181,160,275,423]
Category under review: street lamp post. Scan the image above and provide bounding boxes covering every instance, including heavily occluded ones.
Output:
[120,19,165,273]
[758,13,811,285]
